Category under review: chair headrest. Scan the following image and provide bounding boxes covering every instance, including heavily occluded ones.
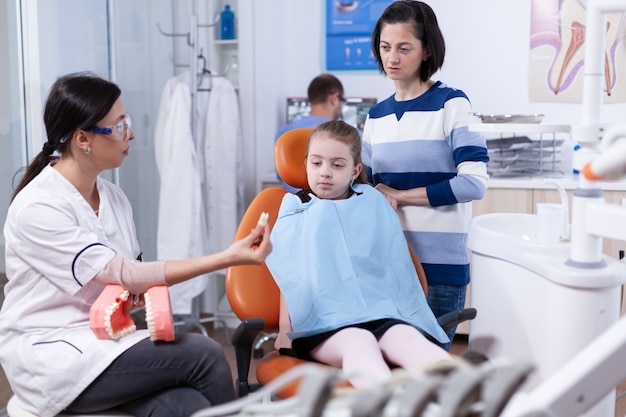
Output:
[275,128,314,191]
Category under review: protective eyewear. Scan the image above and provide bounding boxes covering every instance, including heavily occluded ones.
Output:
[89,114,133,141]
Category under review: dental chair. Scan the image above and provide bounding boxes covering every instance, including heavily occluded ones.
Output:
[225,127,477,398]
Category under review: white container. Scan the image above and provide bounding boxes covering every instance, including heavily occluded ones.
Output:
[536,202,566,244]
[467,212,624,417]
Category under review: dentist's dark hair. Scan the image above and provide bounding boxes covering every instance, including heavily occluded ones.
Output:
[12,72,121,201]
[371,0,445,82]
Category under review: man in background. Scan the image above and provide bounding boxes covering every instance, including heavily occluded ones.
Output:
[275,73,346,192]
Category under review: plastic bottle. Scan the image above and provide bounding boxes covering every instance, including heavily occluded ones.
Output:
[220,5,235,40]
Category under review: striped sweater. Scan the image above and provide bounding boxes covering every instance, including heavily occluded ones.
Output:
[361,81,489,286]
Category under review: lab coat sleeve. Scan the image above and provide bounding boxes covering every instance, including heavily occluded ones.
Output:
[7,199,116,294]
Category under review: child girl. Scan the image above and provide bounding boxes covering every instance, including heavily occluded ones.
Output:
[265,120,451,389]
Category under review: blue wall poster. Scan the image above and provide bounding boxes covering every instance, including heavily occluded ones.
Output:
[325,0,391,71]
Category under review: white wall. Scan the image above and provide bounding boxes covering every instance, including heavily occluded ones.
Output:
[244,0,626,195]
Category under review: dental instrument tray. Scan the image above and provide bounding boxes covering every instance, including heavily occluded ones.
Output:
[486,135,565,177]
[472,113,545,124]
[469,122,571,177]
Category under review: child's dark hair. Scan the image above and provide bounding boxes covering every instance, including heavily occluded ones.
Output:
[307,120,368,184]
[371,0,445,82]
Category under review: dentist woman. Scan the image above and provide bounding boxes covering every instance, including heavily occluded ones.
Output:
[0,72,271,417]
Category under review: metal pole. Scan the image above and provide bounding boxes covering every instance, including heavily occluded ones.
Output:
[106,0,120,186]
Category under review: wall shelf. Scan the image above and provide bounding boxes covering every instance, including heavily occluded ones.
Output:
[214,39,238,45]
[469,123,571,134]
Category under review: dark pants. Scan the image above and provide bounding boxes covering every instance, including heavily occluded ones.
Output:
[427,283,467,351]
[65,333,235,417]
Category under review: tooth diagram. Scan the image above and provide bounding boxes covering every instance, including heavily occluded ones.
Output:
[531,0,624,97]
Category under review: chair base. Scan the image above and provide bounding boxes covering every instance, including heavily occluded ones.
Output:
[7,395,132,417]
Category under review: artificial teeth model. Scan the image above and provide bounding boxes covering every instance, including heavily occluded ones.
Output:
[144,285,175,342]
[90,284,174,342]
[90,284,137,340]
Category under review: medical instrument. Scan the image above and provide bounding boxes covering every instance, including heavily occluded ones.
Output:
[189,359,533,417]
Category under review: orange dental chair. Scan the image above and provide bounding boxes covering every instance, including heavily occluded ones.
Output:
[225,127,477,398]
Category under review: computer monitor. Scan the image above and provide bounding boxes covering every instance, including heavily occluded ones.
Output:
[285,96,377,132]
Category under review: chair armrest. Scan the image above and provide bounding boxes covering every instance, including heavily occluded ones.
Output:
[231,318,265,396]
[437,308,477,333]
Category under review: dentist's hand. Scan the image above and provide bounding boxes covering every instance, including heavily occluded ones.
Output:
[227,223,272,265]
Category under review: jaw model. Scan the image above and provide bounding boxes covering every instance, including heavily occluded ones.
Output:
[143,286,175,342]
[90,284,175,342]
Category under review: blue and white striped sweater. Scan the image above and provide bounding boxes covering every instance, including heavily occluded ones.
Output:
[361,81,489,286]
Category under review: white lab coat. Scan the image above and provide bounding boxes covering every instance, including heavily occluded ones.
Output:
[154,73,208,314]
[154,73,242,314]
[0,166,150,417]
[200,76,243,255]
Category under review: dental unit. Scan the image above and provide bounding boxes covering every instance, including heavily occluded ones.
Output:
[486,1,626,416]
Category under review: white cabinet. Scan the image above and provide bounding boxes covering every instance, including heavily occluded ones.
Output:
[209,1,239,88]
[212,2,239,86]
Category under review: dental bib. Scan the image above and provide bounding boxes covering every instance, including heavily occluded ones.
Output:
[265,184,448,343]
[90,284,175,342]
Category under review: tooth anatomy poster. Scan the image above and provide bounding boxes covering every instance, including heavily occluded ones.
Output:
[325,0,389,71]
[529,0,626,103]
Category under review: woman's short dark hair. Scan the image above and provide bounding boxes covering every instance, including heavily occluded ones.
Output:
[371,0,445,82]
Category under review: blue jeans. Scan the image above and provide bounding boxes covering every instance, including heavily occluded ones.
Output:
[65,333,235,417]
[427,284,467,351]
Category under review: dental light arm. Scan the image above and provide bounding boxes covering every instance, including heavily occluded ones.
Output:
[582,125,626,181]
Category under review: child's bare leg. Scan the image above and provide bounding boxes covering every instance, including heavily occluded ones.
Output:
[310,327,391,388]
[378,324,451,370]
